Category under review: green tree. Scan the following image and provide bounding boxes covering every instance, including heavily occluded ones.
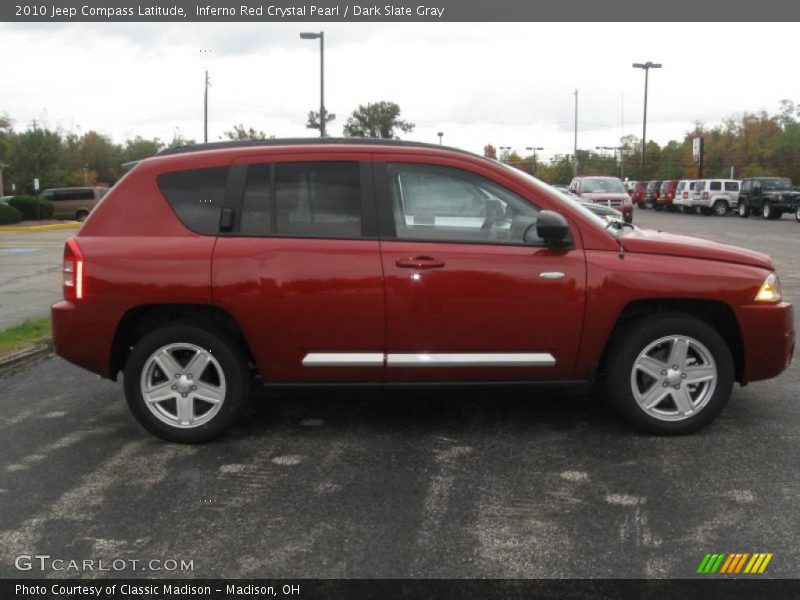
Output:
[122,136,163,163]
[305,110,336,136]
[342,101,414,139]
[222,124,271,141]
[8,125,65,194]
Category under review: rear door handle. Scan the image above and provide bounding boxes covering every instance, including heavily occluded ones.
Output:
[395,256,446,269]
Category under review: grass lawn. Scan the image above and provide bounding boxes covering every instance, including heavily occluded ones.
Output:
[0,317,51,359]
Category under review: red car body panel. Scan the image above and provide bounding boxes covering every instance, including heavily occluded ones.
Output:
[632,181,648,204]
[51,142,794,388]
[657,180,679,207]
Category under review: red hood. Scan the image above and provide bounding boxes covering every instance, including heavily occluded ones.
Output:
[581,192,628,202]
[621,228,773,269]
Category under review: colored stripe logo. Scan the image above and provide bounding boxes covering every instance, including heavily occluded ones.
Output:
[696,552,773,574]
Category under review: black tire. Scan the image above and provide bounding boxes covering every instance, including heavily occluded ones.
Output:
[682,206,697,215]
[738,201,750,218]
[76,210,89,222]
[762,202,773,220]
[605,314,734,435]
[700,207,713,216]
[795,205,800,222]
[124,324,250,443]
[624,213,633,224]
[712,200,727,216]
[654,204,663,212]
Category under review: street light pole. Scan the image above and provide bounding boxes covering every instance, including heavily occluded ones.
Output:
[573,89,578,176]
[632,61,662,176]
[203,70,209,143]
[301,31,326,137]
[526,146,543,177]
[499,146,511,163]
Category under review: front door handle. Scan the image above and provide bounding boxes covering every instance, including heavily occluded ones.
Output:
[395,256,446,269]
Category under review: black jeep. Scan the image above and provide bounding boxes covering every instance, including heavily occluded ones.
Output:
[737,177,800,220]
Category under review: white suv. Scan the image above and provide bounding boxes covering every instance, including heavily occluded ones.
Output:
[673,180,696,213]
[692,179,740,216]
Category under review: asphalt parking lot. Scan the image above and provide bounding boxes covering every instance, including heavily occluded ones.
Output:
[0,228,74,329]
[0,208,798,579]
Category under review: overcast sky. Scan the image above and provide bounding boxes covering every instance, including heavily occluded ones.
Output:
[1,22,798,160]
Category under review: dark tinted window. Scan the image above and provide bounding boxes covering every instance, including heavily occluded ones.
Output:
[240,162,362,238]
[157,167,227,234]
[276,162,361,237]
[240,164,272,235]
[724,181,738,191]
[709,181,722,191]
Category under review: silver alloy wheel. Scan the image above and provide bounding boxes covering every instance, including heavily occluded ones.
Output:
[739,202,747,216]
[795,205,800,222]
[140,342,226,429]
[630,335,717,422]
[762,202,771,219]
[714,201,727,216]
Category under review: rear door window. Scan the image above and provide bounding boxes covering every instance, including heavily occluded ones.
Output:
[709,181,722,191]
[239,161,363,239]
[724,181,739,191]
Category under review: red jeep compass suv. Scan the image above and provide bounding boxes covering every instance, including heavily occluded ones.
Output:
[51,140,795,442]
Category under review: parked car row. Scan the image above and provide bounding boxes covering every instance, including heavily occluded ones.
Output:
[626,177,800,221]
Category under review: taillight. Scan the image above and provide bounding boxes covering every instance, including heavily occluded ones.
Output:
[683,191,688,199]
[703,191,709,200]
[63,237,84,300]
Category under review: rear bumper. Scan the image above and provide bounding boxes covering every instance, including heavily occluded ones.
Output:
[738,302,795,383]
[51,300,116,378]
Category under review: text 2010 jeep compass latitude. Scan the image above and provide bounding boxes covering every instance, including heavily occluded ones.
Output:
[51,140,795,442]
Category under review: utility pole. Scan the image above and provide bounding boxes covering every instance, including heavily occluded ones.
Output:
[573,89,578,177]
[526,146,543,177]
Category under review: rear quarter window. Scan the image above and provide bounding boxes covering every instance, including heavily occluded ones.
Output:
[157,167,227,235]
[710,181,722,191]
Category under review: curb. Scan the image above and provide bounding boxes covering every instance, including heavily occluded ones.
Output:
[0,340,53,377]
[0,222,80,233]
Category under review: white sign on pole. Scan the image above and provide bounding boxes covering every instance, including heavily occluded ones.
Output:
[33,178,40,191]
[692,138,702,163]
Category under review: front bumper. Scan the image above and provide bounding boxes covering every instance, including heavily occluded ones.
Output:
[738,302,795,383]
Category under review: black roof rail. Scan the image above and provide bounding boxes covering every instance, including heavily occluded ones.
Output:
[156,137,478,158]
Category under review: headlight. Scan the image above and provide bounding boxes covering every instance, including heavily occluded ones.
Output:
[755,272,782,302]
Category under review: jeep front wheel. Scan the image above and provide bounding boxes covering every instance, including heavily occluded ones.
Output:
[738,201,750,218]
[605,315,734,435]
[762,202,774,219]
[124,324,250,443]
[795,205,800,222]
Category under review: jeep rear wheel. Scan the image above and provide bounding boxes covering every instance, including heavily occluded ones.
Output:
[738,201,750,218]
[605,314,734,435]
[713,200,727,216]
[124,324,249,443]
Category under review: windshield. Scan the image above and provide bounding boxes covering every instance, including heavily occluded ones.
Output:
[760,178,792,191]
[581,178,625,193]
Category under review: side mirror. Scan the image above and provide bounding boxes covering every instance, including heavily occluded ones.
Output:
[525,210,572,249]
